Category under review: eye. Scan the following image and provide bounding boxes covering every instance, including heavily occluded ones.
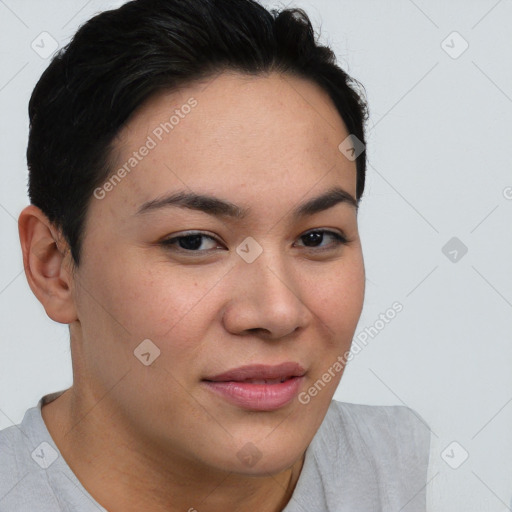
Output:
[159,231,222,253]
[159,229,349,255]
[295,229,349,251]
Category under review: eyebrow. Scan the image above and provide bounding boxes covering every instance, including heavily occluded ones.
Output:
[135,185,358,220]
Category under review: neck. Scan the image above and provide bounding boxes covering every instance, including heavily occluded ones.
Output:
[41,388,305,512]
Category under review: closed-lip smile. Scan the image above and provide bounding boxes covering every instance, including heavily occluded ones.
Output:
[202,362,307,411]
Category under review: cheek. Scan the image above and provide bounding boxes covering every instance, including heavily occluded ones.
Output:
[73,260,218,401]
[81,248,211,338]
[297,256,365,399]
[78,256,230,387]
[76,235,364,368]
[302,257,365,342]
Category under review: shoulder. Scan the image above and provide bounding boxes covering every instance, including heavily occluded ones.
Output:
[0,407,62,511]
[0,421,29,497]
[329,400,431,444]
[308,400,432,511]
[325,400,432,465]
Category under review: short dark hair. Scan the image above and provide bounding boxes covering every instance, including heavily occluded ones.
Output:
[27,0,369,266]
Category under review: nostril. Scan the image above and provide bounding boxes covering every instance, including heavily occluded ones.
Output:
[246,327,270,336]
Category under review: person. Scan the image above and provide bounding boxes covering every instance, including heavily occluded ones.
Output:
[0,0,434,510]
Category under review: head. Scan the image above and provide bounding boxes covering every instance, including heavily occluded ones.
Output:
[20,0,368,477]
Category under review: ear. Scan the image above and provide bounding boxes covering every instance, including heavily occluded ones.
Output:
[18,205,78,324]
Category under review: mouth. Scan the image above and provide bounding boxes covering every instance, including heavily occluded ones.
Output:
[203,362,306,383]
[202,363,306,411]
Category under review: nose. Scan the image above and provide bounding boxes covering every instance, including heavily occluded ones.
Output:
[221,247,312,340]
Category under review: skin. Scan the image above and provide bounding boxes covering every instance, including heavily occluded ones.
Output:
[18,71,366,512]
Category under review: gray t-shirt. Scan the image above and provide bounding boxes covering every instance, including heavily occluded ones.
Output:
[0,391,433,512]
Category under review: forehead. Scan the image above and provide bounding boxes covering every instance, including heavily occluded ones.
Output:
[100,71,357,220]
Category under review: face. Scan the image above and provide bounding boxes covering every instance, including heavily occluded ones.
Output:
[70,71,365,475]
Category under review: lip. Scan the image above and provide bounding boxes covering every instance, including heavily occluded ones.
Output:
[202,363,306,411]
[203,377,305,411]
[204,362,306,382]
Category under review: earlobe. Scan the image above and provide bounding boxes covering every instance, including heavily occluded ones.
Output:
[18,205,78,324]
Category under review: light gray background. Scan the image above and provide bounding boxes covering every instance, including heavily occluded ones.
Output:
[1,0,511,510]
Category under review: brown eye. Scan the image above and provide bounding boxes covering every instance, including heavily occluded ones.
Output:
[160,232,222,253]
[296,230,348,250]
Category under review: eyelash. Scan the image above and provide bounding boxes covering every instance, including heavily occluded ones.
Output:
[159,229,349,255]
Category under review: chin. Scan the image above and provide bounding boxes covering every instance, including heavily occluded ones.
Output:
[207,437,305,477]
